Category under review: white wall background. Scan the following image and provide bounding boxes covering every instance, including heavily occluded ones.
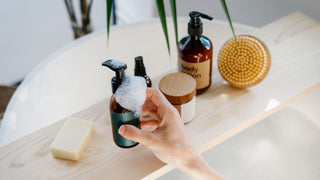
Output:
[163,0,320,27]
[0,0,106,85]
[1,0,320,85]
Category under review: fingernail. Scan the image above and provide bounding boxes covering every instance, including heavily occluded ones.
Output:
[118,125,125,135]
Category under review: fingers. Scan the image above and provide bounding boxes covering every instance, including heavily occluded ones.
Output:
[118,124,154,146]
[146,88,171,108]
[141,120,159,130]
[144,88,179,125]
[142,109,159,119]
[145,88,175,118]
[142,99,158,114]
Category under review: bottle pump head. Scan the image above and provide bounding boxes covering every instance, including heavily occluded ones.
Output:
[188,11,213,37]
[134,56,146,76]
[102,59,127,94]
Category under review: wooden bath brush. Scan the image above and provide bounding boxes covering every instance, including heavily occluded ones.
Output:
[218,35,271,88]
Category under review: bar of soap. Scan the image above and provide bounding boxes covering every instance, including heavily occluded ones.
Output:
[50,117,94,161]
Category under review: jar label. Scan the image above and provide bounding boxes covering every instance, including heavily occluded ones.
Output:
[111,112,140,147]
[178,59,210,89]
[174,96,196,123]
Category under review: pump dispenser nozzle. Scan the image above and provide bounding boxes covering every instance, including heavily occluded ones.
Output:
[188,11,213,37]
[134,56,146,76]
[102,59,127,93]
[134,56,152,87]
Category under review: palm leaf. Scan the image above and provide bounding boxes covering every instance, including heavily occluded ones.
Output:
[156,0,170,54]
[220,0,236,40]
[169,0,178,45]
[106,0,113,42]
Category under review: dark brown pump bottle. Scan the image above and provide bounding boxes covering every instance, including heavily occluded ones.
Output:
[134,56,152,87]
[102,59,140,148]
[178,11,213,95]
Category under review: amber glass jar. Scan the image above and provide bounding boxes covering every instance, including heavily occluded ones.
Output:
[178,36,213,94]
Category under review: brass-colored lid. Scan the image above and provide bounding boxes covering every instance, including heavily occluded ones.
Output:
[218,35,271,88]
[159,73,196,105]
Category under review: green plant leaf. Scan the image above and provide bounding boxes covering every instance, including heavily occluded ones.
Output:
[106,0,112,42]
[156,0,170,54]
[170,0,178,45]
[220,0,236,40]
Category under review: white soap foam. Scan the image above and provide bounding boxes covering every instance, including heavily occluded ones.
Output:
[114,74,147,117]
[111,59,127,69]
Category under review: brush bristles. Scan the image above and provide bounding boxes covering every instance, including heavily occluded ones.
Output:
[218,35,271,88]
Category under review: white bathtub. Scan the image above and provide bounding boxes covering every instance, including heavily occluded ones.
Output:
[159,87,320,180]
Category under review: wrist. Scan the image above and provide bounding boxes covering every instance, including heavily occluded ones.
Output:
[183,148,202,166]
[174,146,223,180]
[173,146,201,169]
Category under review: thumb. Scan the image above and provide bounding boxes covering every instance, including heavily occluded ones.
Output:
[118,124,153,146]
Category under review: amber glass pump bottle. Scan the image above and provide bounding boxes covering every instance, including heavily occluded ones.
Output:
[178,11,213,95]
[102,59,140,148]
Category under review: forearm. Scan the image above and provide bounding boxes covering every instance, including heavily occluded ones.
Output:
[176,147,223,180]
[122,88,223,179]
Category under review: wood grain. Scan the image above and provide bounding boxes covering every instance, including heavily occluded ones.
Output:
[1,12,320,179]
[159,72,196,104]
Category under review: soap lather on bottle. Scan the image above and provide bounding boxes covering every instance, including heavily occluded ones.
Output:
[102,59,141,148]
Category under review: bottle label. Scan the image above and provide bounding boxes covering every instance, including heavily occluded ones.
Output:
[111,112,140,147]
[178,59,210,89]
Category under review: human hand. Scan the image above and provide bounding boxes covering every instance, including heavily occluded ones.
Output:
[118,88,222,179]
[119,88,189,165]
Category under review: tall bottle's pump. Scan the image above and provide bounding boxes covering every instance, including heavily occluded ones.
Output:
[188,11,213,38]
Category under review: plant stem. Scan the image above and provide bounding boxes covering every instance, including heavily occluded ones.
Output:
[82,0,93,34]
[65,0,82,38]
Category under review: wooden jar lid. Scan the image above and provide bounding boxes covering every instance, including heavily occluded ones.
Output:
[159,73,196,105]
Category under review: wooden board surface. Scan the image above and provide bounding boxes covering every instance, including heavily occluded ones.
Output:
[1,12,320,179]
